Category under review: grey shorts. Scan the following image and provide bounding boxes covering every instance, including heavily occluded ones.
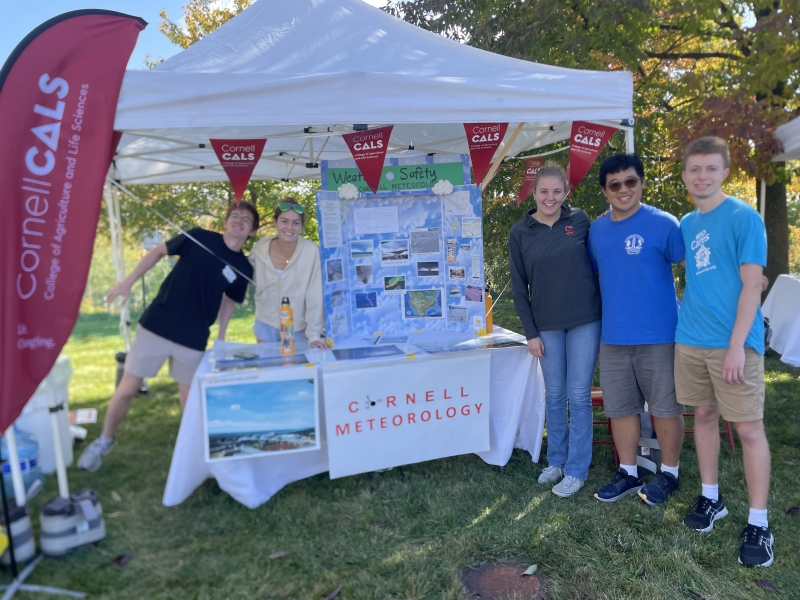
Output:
[599,342,684,419]
[124,325,204,386]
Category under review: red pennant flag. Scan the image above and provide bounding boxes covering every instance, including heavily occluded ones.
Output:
[342,126,393,193]
[0,10,145,432]
[463,123,508,185]
[567,121,618,189]
[210,139,267,205]
[517,156,543,207]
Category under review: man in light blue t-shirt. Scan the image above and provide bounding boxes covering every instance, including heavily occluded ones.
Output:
[588,154,687,507]
[675,137,773,568]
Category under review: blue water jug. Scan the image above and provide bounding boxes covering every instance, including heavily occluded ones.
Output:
[1,426,45,501]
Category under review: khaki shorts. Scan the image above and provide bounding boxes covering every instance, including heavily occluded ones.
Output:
[674,343,765,422]
[124,325,204,386]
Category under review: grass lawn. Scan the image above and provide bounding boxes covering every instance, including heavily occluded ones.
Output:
[2,302,799,599]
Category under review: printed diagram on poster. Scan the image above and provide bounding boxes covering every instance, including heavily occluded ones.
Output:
[202,367,320,463]
[317,154,485,344]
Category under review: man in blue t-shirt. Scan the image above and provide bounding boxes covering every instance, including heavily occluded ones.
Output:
[588,154,687,507]
[675,137,772,568]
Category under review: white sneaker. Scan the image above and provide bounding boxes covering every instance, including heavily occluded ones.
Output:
[77,438,113,472]
[552,475,584,498]
[537,466,564,484]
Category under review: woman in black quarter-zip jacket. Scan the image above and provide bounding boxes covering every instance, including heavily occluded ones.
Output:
[508,163,602,499]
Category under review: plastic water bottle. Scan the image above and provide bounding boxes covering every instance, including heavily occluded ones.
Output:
[1,427,45,501]
[279,297,295,356]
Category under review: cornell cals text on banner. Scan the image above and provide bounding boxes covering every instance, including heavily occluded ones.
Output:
[210,139,267,205]
[0,10,145,432]
[342,126,394,194]
[567,121,618,189]
[516,156,543,207]
[463,123,508,186]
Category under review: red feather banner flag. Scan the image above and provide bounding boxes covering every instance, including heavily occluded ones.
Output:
[0,10,145,431]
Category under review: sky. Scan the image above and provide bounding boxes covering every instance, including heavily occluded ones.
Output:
[1,0,387,71]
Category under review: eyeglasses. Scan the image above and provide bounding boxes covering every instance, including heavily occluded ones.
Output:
[604,177,641,193]
[279,203,304,215]
[228,213,253,226]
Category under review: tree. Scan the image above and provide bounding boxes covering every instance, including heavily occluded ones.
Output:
[159,0,253,49]
[386,0,799,290]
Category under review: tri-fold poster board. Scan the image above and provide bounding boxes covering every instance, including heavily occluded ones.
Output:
[316,154,486,345]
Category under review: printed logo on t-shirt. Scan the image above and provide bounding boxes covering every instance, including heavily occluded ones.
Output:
[222,265,237,283]
[624,234,644,255]
[690,229,715,274]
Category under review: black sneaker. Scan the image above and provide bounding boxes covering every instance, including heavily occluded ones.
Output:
[638,471,679,506]
[594,469,643,503]
[738,524,774,567]
[683,494,729,532]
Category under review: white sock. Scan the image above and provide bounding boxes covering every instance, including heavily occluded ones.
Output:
[99,436,114,445]
[748,508,768,528]
[620,463,638,478]
[701,483,719,502]
[660,464,679,478]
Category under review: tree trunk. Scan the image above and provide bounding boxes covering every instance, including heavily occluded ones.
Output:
[758,167,789,300]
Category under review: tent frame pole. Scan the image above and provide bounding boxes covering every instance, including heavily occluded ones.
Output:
[104,184,131,352]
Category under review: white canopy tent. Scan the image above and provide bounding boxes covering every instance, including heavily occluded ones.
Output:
[111,0,634,185]
[774,115,800,162]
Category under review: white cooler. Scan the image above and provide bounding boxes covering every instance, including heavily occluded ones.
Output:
[15,356,73,474]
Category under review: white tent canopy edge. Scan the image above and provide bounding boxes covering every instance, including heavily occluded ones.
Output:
[110,0,634,185]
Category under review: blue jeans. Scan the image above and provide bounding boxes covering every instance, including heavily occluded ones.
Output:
[539,320,601,480]
[253,319,309,349]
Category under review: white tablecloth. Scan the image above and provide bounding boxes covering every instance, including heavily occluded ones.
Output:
[163,329,545,508]
[763,274,800,367]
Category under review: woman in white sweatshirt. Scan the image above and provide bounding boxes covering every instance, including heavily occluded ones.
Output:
[249,199,328,349]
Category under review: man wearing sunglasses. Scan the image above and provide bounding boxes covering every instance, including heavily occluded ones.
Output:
[78,202,259,472]
[588,154,687,506]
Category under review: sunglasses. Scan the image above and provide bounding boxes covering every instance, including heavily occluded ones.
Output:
[604,177,641,193]
[279,203,304,215]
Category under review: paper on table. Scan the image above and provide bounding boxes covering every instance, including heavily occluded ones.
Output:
[320,200,344,248]
[354,206,399,235]
[443,190,473,216]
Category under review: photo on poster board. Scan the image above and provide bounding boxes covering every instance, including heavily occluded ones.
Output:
[410,228,440,255]
[330,290,344,308]
[350,240,374,260]
[448,266,465,280]
[355,291,378,309]
[326,258,344,282]
[330,311,348,337]
[461,217,482,238]
[403,289,443,318]
[379,239,409,266]
[202,368,319,463]
[465,285,483,303]
[446,239,457,263]
[383,275,406,294]
[355,264,373,285]
[417,261,440,277]
[448,285,463,298]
